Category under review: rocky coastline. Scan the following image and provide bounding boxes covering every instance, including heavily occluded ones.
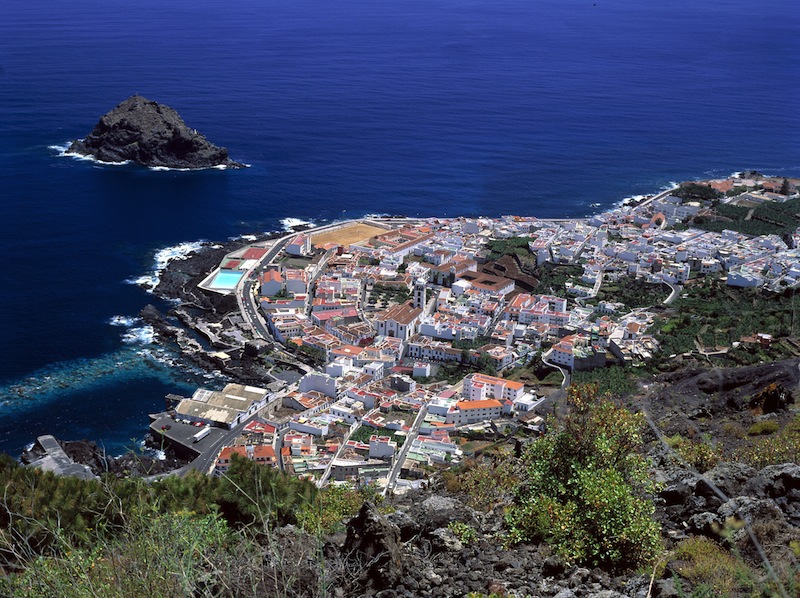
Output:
[20,438,189,478]
[68,95,245,170]
[138,230,305,387]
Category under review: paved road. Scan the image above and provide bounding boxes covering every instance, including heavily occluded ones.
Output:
[36,435,96,480]
[236,236,291,340]
[383,402,428,496]
[146,394,289,480]
[235,219,367,342]
[625,186,679,212]
[166,221,366,478]
[316,422,361,488]
[663,282,683,305]
[541,355,571,389]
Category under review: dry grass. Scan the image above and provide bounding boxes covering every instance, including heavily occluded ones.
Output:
[311,223,387,248]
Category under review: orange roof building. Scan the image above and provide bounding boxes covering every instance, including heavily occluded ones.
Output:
[446,399,503,425]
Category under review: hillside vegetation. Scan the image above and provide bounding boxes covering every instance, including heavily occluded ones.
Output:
[1,382,798,597]
[691,197,800,237]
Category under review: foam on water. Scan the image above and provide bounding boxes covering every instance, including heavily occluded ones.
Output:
[148,166,191,172]
[52,142,247,171]
[621,194,648,206]
[148,163,248,172]
[127,240,210,292]
[280,217,314,231]
[48,143,70,154]
[51,141,132,166]
[136,439,166,461]
[109,315,139,327]
[121,325,155,345]
[136,344,228,383]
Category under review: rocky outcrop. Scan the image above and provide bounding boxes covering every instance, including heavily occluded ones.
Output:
[21,438,188,477]
[68,95,244,169]
[342,502,404,592]
[332,493,647,598]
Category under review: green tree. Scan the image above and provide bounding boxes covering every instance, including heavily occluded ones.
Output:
[505,385,661,570]
[476,353,497,376]
[216,453,317,528]
[675,182,719,201]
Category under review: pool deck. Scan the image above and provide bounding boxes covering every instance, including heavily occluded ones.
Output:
[198,267,245,295]
[198,241,275,295]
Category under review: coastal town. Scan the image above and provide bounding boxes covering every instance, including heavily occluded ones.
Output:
[28,173,800,489]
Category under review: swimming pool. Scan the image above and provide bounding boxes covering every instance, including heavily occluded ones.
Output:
[210,270,244,290]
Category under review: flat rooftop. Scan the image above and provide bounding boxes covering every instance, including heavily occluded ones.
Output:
[149,415,227,457]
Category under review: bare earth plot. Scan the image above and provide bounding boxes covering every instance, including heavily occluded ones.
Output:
[311,223,387,247]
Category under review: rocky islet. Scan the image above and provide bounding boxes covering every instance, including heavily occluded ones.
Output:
[68,95,244,170]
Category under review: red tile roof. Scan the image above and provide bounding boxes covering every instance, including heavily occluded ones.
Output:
[261,269,282,282]
[252,445,276,459]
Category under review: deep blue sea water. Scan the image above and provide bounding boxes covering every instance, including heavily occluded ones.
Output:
[1,0,798,455]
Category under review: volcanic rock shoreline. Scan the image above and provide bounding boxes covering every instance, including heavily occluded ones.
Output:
[139,232,288,386]
[68,95,245,169]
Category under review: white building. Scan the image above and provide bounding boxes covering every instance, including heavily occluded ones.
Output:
[462,373,525,402]
[326,356,355,378]
[286,234,312,257]
[329,398,366,424]
[374,303,423,341]
[446,399,503,425]
[298,371,338,399]
[369,435,398,460]
[175,384,271,430]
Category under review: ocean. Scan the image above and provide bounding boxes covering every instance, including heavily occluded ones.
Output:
[1,0,798,455]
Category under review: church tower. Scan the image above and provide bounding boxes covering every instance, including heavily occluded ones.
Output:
[413,277,427,309]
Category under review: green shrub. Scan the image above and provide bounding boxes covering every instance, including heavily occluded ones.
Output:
[721,421,746,439]
[666,435,720,473]
[443,455,518,512]
[447,521,477,546]
[297,483,377,534]
[571,365,640,398]
[0,511,241,598]
[505,385,661,570]
[485,237,533,261]
[747,420,779,436]
[734,418,800,468]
